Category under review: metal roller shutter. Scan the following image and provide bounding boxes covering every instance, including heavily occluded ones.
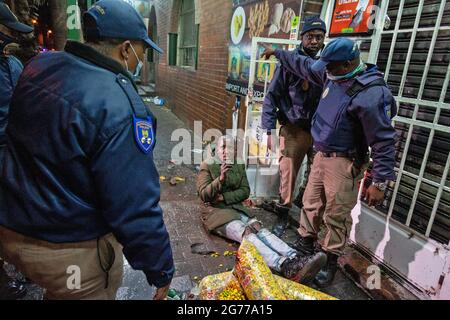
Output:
[363,0,450,245]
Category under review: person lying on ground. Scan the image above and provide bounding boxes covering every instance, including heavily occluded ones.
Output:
[196,135,326,284]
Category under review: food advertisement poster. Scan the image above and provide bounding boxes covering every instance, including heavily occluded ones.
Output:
[329,0,378,37]
[226,0,302,97]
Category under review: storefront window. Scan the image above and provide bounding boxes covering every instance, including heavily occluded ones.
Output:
[178,0,198,68]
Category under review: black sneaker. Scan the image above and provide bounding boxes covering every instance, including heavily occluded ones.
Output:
[314,252,339,288]
[291,236,315,257]
[274,203,290,215]
[260,200,277,213]
[281,252,327,284]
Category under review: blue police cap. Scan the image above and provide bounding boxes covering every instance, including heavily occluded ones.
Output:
[84,0,163,54]
[312,37,360,72]
[0,2,33,33]
[301,16,327,35]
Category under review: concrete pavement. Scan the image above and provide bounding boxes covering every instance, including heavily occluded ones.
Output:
[3,100,369,300]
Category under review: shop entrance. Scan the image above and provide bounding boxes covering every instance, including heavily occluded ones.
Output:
[243,37,301,198]
[243,0,450,299]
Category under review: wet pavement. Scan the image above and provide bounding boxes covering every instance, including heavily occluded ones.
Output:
[2,100,369,300]
[120,102,370,300]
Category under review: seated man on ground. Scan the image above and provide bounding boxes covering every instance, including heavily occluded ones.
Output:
[196,135,326,284]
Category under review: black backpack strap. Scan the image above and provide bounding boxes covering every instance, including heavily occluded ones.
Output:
[116,73,158,132]
[346,77,398,123]
[346,78,387,98]
[116,74,148,118]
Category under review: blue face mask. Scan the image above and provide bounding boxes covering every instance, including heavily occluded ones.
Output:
[130,43,143,78]
[327,61,367,82]
[134,60,143,78]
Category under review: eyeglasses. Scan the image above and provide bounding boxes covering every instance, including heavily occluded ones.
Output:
[304,34,325,42]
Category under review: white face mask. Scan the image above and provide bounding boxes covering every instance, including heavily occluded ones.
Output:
[124,43,143,78]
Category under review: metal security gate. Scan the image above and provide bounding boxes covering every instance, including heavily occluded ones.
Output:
[243,0,450,299]
[379,0,450,246]
[320,0,450,299]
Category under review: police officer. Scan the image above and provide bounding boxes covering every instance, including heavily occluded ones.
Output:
[0,1,33,163]
[0,0,174,300]
[0,1,33,300]
[261,16,326,237]
[262,38,397,287]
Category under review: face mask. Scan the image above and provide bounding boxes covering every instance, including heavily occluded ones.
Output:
[327,60,367,82]
[125,43,143,78]
[0,31,17,53]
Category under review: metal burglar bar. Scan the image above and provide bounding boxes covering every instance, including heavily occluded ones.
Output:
[403,0,447,228]
[428,154,450,238]
[384,0,405,80]
[397,0,425,97]
[425,35,450,237]
[317,0,450,297]
[376,0,450,243]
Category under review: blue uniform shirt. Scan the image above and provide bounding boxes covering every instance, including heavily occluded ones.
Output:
[274,49,398,183]
[0,41,174,288]
[262,47,322,132]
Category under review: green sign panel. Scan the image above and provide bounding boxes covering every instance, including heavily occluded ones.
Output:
[67,0,82,41]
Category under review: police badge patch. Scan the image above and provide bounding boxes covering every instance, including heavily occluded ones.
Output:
[133,115,156,154]
[385,103,393,119]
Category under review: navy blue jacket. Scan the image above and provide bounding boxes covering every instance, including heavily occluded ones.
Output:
[0,41,174,288]
[274,49,397,183]
[0,55,23,147]
[262,48,322,132]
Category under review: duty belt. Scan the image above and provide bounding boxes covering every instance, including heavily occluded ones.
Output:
[320,151,356,159]
[320,151,370,172]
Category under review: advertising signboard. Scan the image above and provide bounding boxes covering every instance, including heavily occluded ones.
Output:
[226,0,302,97]
[329,0,378,37]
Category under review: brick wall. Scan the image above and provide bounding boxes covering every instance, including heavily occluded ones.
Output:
[152,0,234,133]
[152,0,324,134]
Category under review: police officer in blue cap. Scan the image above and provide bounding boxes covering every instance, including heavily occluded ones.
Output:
[0,0,173,300]
[0,1,33,165]
[261,16,327,238]
[262,37,397,287]
[0,1,33,300]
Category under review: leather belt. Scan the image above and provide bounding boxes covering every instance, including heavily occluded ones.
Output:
[320,151,356,159]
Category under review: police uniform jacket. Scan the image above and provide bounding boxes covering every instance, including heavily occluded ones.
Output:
[0,41,174,288]
[262,47,323,132]
[0,55,22,148]
[274,49,398,183]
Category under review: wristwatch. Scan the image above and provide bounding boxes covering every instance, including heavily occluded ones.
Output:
[372,181,388,192]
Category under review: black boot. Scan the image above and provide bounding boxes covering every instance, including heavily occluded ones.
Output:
[280,252,327,285]
[314,252,339,288]
[272,204,290,238]
[292,236,315,257]
[260,200,277,213]
[0,265,27,300]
